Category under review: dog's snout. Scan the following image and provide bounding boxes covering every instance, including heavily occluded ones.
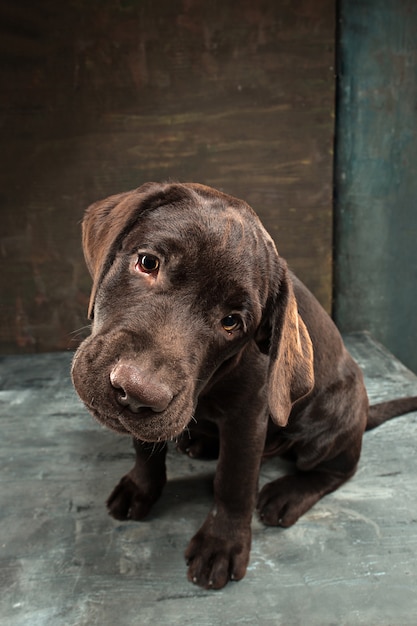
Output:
[110,361,173,413]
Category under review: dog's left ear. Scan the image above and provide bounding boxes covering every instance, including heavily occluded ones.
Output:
[257,264,314,427]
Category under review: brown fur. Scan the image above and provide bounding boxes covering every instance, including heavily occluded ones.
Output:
[72,182,417,589]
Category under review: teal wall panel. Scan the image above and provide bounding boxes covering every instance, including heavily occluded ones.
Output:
[335,0,417,372]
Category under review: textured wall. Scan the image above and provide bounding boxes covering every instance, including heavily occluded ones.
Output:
[0,0,335,353]
[335,0,417,373]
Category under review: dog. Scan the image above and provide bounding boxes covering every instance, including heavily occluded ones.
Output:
[72,182,417,589]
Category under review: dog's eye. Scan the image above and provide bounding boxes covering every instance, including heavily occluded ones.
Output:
[136,254,160,274]
[221,314,241,333]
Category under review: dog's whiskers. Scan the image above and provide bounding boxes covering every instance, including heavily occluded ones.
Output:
[145,441,166,460]
[179,426,191,441]
[69,325,92,341]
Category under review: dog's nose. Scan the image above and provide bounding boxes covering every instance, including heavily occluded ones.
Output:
[110,361,173,413]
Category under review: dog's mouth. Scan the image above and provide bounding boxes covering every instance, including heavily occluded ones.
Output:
[118,395,192,442]
[72,339,197,442]
[83,388,195,443]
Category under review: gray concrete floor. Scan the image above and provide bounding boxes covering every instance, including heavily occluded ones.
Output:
[1,332,417,626]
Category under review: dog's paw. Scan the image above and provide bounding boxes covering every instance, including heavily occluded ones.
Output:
[106,475,162,521]
[184,521,251,589]
[257,475,323,527]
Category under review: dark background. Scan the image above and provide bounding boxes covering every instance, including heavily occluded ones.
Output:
[0,0,335,352]
[1,0,416,373]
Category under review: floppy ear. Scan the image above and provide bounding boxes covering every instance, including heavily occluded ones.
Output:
[81,182,170,319]
[260,265,314,427]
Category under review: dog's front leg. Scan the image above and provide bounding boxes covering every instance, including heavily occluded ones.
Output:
[107,438,167,521]
[185,404,267,589]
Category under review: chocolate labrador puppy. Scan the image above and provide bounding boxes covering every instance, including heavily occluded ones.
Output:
[72,182,417,589]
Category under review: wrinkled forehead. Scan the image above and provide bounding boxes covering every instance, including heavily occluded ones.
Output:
[119,195,278,316]
[122,194,274,267]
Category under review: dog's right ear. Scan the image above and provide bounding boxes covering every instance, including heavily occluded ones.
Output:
[81,182,165,320]
[256,262,314,427]
[82,191,130,288]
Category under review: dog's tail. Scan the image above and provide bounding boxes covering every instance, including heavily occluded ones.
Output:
[366,396,417,431]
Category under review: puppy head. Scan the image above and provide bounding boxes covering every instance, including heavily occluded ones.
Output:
[72,182,275,441]
[72,182,314,441]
